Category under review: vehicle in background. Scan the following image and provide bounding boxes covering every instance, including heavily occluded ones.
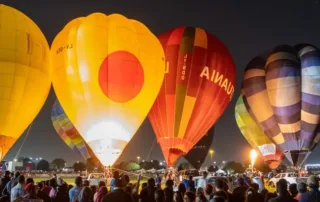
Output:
[87,173,111,186]
[268,172,308,187]
[193,176,229,188]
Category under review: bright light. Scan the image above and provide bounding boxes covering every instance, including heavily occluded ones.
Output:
[14,159,17,162]
[30,157,33,160]
[214,161,217,164]
[222,161,226,164]
[209,149,214,154]
[39,157,42,160]
[36,158,39,161]
[86,121,131,166]
[160,162,163,166]
[250,149,258,167]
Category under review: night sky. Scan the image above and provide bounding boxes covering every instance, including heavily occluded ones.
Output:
[2,0,320,166]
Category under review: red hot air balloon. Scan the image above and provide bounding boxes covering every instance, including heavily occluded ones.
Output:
[148,27,236,166]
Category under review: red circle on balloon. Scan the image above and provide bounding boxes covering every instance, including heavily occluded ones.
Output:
[99,51,144,103]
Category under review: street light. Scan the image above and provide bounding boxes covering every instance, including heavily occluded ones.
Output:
[137,156,140,163]
[209,149,214,163]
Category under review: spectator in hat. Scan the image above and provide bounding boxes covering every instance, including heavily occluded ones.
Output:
[299,175,320,202]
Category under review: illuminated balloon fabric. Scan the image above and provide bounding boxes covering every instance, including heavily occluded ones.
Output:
[243,45,320,166]
[0,5,51,161]
[51,100,92,159]
[148,27,236,166]
[235,95,283,169]
[51,13,165,166]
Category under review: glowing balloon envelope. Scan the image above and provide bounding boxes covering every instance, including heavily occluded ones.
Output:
[235,95,283,169]
[243,45,320,166]
[0,5,51,160]
[148,27,236,166]
[51,13,165,166]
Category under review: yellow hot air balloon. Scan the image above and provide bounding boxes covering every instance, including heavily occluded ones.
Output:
[51,13,165,166]
[0,5,51,160]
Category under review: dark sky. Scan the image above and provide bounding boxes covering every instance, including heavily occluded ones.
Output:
[2,0,320,167]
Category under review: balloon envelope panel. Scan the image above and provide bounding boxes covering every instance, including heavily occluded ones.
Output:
[0,5,51,160]
[148,27,236,166]
[235,95,283,169]
[51,100,91,159]
[51,13,165,166]
[242,45,320,166]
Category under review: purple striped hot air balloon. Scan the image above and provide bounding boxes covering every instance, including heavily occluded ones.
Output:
[242,44,320,166]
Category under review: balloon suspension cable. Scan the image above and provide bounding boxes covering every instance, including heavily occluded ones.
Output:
[14,123,33,160]
[146,137,157,161]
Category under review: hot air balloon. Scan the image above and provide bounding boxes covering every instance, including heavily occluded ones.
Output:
[242,45,320,166]
[0,5,51,161]
[148,27,236,166]
[51,100,94,160]
[51,13,165,166]
[184,127,215,169]
[235,95,283,169]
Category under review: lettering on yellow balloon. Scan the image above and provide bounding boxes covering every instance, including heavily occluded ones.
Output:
[200,66,234,99]
[56,44,74,54]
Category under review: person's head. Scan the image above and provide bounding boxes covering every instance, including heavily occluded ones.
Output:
[251,183,259,192]
[156,173,160,177]
[114,178,123,188]
[113,171,119,179]
[165,179,174,188]
[57,184,68,193]
[205,183,213,195]
[18,175,25,185]
[264,192,277,202]
[26,178,34,185]
[25,183,36,196]
[74,176,83,187]
[195,193,207,202]
[37,182,44,190]
[14,172,21,179]
[276,179,287,195]
[83,180,90,187]
[4,171,10,177]
[122,174,130,186]
[202,171,208,178]
[297,182,307,193]
[49,178,57,188]
[210,196,225,202]
[90,185,97,193]
[148,178,155,187]
[307,175,319,189]
[237,177,245,186]
[155,189,165,202]
[188,175,193,181]
[173,192,183,202]
[214,179,224,190]
[178,183,186,194]
[184,191,195,202]
[196,187,204,195]
[98,181,106,188]
[141,182,147,190]
[53,173,57,177]
[289,183,298,197]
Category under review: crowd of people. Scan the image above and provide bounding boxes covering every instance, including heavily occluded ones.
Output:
[0,169,319,202]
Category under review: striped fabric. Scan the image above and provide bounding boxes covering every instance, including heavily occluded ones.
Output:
[51,100,92,160]
[149,27,235,166]
[242,44,320,166]
[235,95,283,169]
